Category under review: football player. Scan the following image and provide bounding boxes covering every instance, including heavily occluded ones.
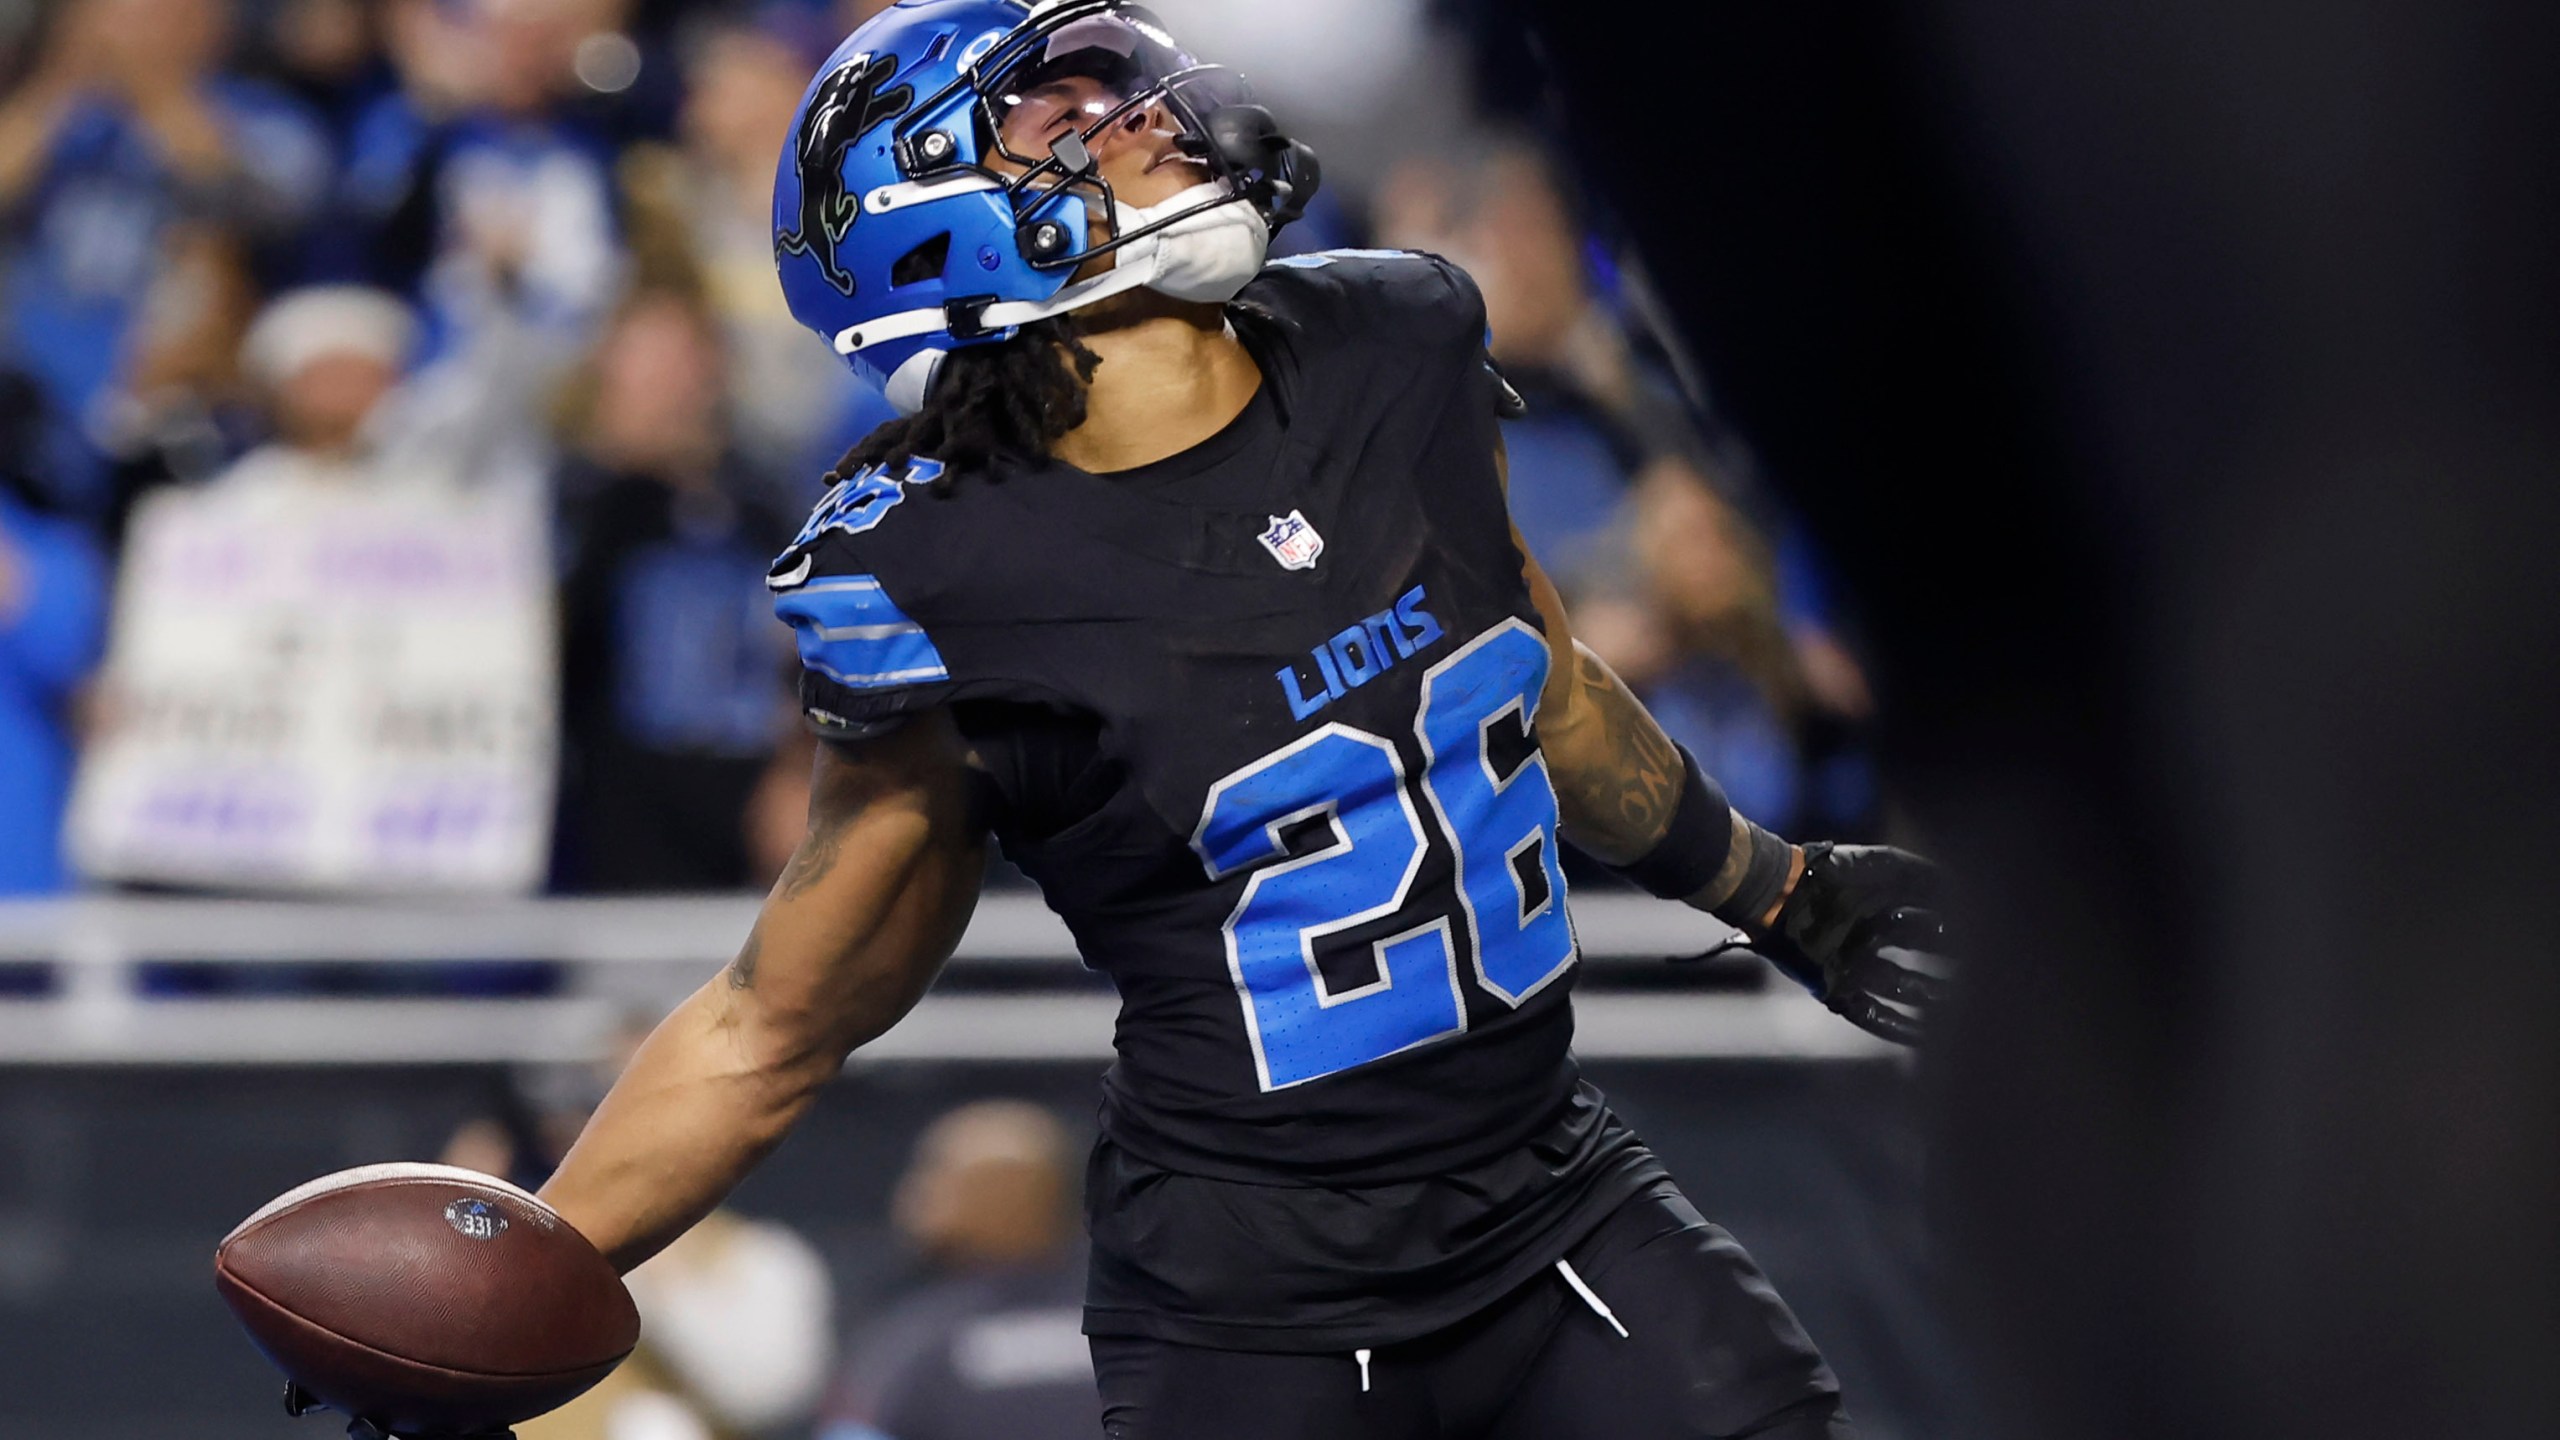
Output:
[541,4,1948,1437]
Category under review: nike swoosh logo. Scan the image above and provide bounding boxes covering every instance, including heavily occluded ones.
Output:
[767,553,815,591]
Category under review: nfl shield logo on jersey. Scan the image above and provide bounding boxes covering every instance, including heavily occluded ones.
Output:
[1259,511,1325,571]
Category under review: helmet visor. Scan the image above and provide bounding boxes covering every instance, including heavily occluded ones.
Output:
[893,2,1290,271]
[980,7,1240,165]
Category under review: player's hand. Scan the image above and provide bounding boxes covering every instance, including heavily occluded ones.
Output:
[1750,842,1950,1046]
[285,1381,517,1440]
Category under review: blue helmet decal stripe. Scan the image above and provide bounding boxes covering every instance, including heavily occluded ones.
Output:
[775,576,952,690]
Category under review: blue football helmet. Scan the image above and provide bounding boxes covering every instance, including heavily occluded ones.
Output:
[772,0,1320,412]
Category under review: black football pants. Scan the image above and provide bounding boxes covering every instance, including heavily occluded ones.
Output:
[1089,1182,1851,1440]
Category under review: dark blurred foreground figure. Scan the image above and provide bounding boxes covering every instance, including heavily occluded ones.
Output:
[1522,0,2560,1437]
[822,1101,1102,1440]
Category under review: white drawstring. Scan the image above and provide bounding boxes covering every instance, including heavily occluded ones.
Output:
[1555,1258,1630,1339]
[1343,1263,1621,1399]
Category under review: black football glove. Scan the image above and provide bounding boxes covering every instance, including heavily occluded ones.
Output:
[285,1382,516,1440]
[1723,842,1951,1046]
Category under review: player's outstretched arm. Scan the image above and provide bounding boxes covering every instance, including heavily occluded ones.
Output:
[1508,471,1948,1043]
[1510,535,1767,898]
[540,713,986,1270]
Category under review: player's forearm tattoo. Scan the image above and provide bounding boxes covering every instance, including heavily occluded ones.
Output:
[725,929,763,991]
[1550,650,1685,866]
[773,746,878,903]
[777,808,854,902]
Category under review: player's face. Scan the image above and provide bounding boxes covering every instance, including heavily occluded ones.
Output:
[990,73,1211,213]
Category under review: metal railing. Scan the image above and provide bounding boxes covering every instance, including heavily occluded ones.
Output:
[0,894,1897,1065]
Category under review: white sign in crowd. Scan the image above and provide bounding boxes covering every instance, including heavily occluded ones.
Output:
[69,461,558,894]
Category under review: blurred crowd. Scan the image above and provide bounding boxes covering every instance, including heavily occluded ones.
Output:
[0,0,1882,901]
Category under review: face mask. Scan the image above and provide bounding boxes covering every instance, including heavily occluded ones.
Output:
[1103,181,1271,304]
[883,183,1272,416]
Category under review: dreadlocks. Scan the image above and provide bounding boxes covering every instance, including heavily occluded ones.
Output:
[828,316,1103,483]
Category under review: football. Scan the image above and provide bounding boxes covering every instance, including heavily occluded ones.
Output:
[214,1163,639,1436]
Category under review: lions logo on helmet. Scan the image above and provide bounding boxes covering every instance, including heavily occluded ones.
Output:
[776,52,914,297]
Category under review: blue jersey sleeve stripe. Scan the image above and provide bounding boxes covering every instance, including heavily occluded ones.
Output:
[799,629,950,688]
[776,574,950,690]
[805,654,950,689]
[775,574,918,628]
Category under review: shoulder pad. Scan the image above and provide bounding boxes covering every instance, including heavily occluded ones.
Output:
[768,459,961,721]
[1244,249,1488,352]
[773,572,949,693]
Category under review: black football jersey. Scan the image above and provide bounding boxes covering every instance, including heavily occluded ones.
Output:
[769,252,1661,1350]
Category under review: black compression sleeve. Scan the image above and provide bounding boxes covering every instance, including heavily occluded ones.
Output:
[1613,746,1796,930]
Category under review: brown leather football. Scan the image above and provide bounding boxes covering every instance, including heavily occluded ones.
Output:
[215,1163,640,1436]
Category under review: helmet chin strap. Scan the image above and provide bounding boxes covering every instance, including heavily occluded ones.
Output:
[1096,180,1273,304]
[845,184,1270,416]
[832,255,1165,360]
[853,263,1170,415]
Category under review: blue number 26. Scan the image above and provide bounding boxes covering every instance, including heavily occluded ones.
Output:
[1191,620,1577,1090]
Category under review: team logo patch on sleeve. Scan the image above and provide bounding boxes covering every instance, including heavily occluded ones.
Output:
[1259,510,1326,571]
[783,458,947,559]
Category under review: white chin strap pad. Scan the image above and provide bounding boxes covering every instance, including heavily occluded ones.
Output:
[1104,182,1272,305]
[851,185,1272,416]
